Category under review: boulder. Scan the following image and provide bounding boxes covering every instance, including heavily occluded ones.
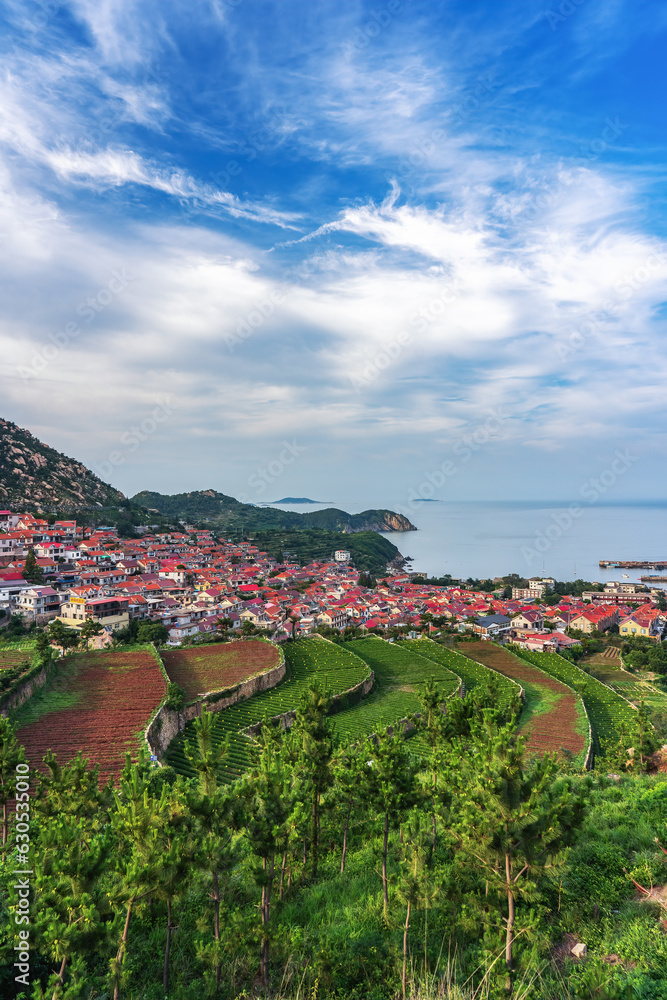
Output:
[571,942,587,959]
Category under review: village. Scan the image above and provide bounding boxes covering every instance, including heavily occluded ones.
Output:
[1,508,666,651]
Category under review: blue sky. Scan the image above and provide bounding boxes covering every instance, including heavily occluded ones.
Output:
[1,0,666,509]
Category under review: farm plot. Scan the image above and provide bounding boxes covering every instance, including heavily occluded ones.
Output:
[1,648,34,669]
[407,639,520,705]
[457,642,588,763]
[166,637,369,784]
[162,639,280,703]
[585,663,667,716]
[331,637,460,744]
[514,649,638,758]
[0,648,34,694]
[14,648,166,783]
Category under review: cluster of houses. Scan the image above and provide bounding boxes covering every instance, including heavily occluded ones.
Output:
[1,509,666,648]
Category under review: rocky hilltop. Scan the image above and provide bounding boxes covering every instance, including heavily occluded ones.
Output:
[0,418,126,510]
[130,489,416,533]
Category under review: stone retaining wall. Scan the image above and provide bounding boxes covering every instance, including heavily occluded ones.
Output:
[245,671,375,739]
[146,658,286,757]
[1,664,48,717]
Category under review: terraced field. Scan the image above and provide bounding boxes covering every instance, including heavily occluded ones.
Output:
[162,639,280,702]
[408,639,520,704]
[0,648,34,669]
[331,637,460,743]
[166,637,369,784]
[14,647,166,782]
[514,649,639,759]
[0,639,36,656]
[0,647,34,691]
[457,642,589,764]
[584,662,667,716]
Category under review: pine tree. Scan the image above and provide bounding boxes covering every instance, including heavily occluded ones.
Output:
[364,728,418,916]
[184,705,228,795]
[397,809,436,1000]
[243,743,292,988]
[27,754,115,998]
[602,700,658,774]
[189,784,242,989]
[152,792,192,995]
[47,619,80,653]
[447,715,586,993]
[23,547,44,583]
[294,682,333,880]
[79,618,104,649]
[0,717,27,849]
[31,815,112,999]
[415,677,446,845]
[631,700,658,774]
[332,742,366,874]
[108,757,177,1000]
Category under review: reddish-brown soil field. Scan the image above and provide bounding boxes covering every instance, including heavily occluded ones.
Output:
[162,639,280,702]
[16,649,166,783]
[457,641,585,759]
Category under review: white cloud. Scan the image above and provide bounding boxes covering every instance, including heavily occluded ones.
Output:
[1,0,666,500]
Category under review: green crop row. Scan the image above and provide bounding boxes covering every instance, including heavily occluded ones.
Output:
[514,649,637,759]
[166,637,369,784]
[324,637,460,749]
[332,689,422,742]
[343,637,460,693]
[405,639,520,704]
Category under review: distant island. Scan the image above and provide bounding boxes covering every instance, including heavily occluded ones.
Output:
[270,497,327,504]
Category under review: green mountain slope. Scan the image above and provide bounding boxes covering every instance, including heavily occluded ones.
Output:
[130,489,415,533]
[251,529,402,574]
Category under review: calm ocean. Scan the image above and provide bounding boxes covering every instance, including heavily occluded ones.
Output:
[265,499,667,587]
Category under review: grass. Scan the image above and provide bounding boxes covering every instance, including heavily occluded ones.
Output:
[515,679,560,733]
[11,657,82,726]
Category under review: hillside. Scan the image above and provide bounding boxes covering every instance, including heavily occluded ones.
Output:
[0,417,125,510]
[130,489,415,533]
[251,528,402,574]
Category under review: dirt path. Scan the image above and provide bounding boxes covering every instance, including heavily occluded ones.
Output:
[457,641,586,759]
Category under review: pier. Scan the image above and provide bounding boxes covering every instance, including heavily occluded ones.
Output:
[599,560,667,570]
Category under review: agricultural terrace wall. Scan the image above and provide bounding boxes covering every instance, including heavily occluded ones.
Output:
[245,670,375,739]
[1,651,61,718]
[146,640,286,758]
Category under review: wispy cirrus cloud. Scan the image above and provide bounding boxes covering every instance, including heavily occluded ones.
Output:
[0,0,666,503]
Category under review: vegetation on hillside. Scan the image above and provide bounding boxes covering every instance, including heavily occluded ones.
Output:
[130,489,415,534]
[2,690,667,1000]
[249,528,402,575]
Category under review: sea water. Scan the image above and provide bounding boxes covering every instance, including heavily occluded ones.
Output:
[265,499,667,587]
